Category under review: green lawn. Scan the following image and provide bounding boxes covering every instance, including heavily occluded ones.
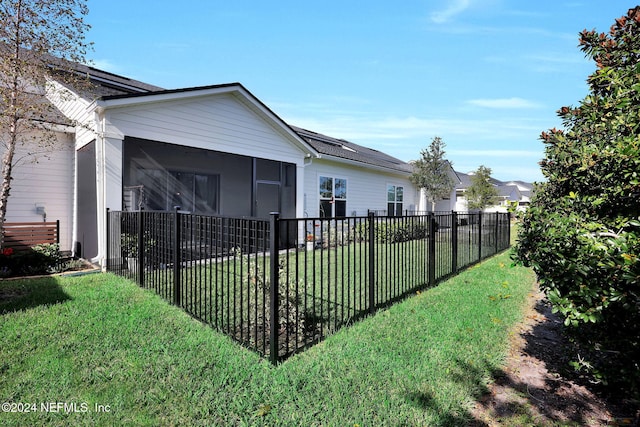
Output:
[131,227,506,360]
[0,247,535,426]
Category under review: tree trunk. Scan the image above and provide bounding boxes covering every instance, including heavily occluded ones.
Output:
[0,70,21,249]
[0,115,18,250]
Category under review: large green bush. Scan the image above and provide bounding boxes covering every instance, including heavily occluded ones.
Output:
[515,7,640,392]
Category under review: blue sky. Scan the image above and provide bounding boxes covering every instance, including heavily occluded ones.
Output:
[86,1,636,182]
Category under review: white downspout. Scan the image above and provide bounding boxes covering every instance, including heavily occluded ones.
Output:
[93,109,107,268]
[71,133,79,258]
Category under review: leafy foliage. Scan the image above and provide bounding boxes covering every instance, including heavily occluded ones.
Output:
[0,243,63,276]
[410,136,455,209]
[465,165,499,211]
[515,7,640,393]
[356,220,430,243]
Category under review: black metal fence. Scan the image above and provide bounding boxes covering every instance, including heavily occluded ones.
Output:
[106,210,510,363]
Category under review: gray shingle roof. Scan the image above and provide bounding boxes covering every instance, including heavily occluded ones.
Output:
[455,171,504,189]
[76,63,165,98]
[496,184,520,198]
[291,126,413,174]
[455,171,534,197]
[44,61,164,124]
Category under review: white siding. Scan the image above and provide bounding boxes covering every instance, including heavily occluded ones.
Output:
[1,131,74,251]
[304,159,417,217]
[46,81,96,148]
[434,198,454,212]
[107,93,306,165]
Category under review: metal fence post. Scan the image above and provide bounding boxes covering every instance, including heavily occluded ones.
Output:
[451,211,458,274]
[428,212,436,286]
[269,212,280,364]
[173,208,181,306]
[493,212,500,254]
[105,209,110,271]
[137,211,144,285]
[478,211,483,261]
[367,211,376,314]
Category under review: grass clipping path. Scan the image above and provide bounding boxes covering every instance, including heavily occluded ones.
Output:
[0,249,535,426]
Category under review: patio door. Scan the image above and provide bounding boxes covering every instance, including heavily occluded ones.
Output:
[255,182,280,219]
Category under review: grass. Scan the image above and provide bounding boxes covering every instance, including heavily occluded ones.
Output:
[132,226,507,359]
[0,246,536,426]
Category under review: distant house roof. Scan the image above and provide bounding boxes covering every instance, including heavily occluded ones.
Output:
[496,184,521,198]
[292,126,413,174]
[455,171,533,195]
[455,171,501,189]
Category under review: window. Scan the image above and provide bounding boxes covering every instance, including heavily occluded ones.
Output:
[319,176,347,218]
[387,185,403,216]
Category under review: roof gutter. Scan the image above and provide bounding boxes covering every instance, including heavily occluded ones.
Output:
[316,153,412,175]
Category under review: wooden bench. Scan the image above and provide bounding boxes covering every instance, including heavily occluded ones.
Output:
[3,221,59,253]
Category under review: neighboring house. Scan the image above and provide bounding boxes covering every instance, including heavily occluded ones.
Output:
[453,171,534,212]
[502,180,534,210]
[293,126,418,218]
[3,64,425,266]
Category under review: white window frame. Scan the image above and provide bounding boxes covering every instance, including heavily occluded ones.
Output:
[319,175,347,218]
[387,184,404,216]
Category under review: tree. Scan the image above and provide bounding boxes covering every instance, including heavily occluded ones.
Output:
[0,0,91,247]
[410,136,455,211]
[465,165,498,211]
[515,7,640,392]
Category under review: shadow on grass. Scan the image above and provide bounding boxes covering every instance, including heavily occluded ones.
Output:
[0,277,71,314]
[405,389,479,426]
[401,298,640,426]
[468,299,638,426]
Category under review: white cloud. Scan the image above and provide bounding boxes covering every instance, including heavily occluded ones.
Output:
[430,0,472,23]
[284,113,543,148]
[448,149,542,158]
[466,97,542,109]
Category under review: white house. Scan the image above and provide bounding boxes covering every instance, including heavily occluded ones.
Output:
[4,64,428,267]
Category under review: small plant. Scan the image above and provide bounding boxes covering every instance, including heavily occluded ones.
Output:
[121,233,138,258]
[0,247,15,277]
[121,232,156,259]
[246,262,312,353]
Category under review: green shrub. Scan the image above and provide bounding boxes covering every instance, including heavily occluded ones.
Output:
[356,220,430,243]
[514,7,640,394]
[0,243,63,277]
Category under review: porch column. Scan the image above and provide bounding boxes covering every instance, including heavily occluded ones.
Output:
[95,133,123,268]
[296,164,305,218]
[418,188,428,212]
[296,163,306,245]
[104,137,123,212]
